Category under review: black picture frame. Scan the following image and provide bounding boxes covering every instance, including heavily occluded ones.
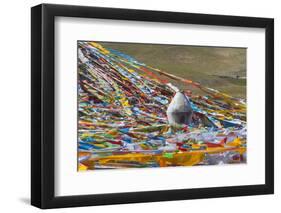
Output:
[31,3,274,209]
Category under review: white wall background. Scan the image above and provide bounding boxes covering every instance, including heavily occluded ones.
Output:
[0,0,279,212]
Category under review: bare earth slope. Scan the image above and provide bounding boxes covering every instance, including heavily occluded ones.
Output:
[100,42,246,98]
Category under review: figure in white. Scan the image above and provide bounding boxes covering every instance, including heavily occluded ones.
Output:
[166,83,193,126]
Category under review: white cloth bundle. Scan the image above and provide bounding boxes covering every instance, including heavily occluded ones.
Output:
[166,83,193,125]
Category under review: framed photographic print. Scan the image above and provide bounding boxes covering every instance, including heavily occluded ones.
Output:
[31,3,274,209]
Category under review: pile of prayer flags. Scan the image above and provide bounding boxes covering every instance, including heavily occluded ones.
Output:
[78,41,247,170]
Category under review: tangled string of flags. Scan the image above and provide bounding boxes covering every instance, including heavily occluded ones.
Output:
[78,41,247,170]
